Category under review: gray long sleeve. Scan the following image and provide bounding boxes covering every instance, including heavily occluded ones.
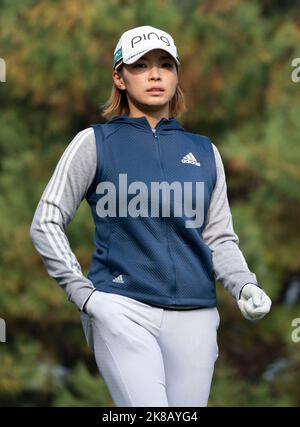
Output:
[30,128,258,313]
[202,143,258,300]
[30,127,98,312]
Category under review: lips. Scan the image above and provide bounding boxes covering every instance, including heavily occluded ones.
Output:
[146,87,165,92]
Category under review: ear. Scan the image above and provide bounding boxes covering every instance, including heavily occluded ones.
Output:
[112,70,126,91]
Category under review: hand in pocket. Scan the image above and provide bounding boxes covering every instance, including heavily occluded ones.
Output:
[85,291,117,324]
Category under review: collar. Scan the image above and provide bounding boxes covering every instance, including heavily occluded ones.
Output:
[107,114,185,132]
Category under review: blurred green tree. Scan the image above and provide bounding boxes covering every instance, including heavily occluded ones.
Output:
[0,0,299,406]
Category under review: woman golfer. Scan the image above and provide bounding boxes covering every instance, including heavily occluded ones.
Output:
[30,25,272,407]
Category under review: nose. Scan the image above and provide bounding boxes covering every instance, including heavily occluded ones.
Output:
[148,65,162,80]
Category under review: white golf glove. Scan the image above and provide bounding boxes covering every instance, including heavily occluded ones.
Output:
[237,283,272,321]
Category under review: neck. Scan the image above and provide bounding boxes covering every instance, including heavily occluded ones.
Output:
[127,105,170,129]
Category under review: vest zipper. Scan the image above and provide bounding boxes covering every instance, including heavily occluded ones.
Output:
[151,128,177,303]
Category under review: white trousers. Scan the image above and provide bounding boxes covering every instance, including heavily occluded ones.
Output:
[80,291,220,407]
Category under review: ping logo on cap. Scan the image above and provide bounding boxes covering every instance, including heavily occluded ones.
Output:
[130,32,171,48]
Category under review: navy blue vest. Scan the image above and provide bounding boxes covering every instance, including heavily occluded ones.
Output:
[85,115,217,308]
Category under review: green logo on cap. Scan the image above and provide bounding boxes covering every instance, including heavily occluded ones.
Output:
[113,47,122,66]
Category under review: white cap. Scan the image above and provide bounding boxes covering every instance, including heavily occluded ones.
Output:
[113,25,180,70]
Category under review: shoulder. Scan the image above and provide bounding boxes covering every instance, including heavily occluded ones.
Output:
[66,127,95,149]
[183,131,218,160]
[74,127,95,143]
[186,132,222,165]
[186,132,224,177]
[88,122,122,140]
[208,142,226,179]
[209,142,223,164]
[65,127,96,160]
[183,130,215,149]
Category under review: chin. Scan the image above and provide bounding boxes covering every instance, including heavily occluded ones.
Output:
[143,97,168,105]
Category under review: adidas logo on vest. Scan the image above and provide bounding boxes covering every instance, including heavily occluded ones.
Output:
[181,152,200,167]
[112,274,124,284]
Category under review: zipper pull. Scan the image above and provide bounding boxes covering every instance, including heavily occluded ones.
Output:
[152,128,158,138]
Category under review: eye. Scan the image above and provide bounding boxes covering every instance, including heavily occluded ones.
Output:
[133,62,174,68]
[133,63,146,68]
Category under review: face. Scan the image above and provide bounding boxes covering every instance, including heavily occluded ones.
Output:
[112,49,178,115]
